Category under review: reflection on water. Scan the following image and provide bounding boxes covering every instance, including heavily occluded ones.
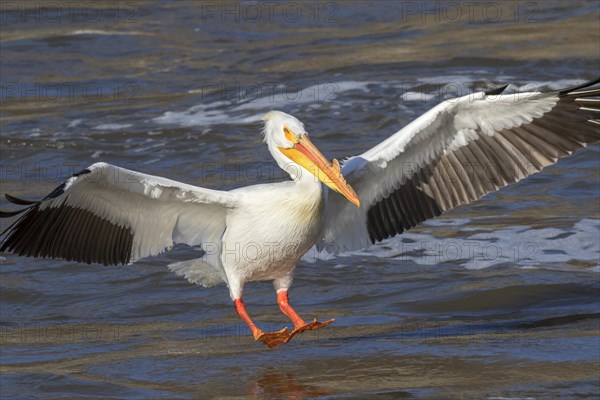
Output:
[1,1,599,399]
[247,369,332,399]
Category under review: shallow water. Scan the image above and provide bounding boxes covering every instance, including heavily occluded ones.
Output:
[1,1,599,399]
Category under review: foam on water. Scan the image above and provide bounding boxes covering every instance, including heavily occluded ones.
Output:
[153,81,372,127]
[93,123,133,131]
[68,119,84,128]
[70,30,146,37]
[401,91,435,101]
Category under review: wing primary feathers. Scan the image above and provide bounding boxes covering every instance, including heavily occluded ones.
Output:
[579,106,600,113]
[0,201,136,265]
[0,208,31,218]
[5,194,38,206]
[574,98,600,104]
[0,194,39,220]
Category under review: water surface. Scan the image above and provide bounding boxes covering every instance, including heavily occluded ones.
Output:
[1,1,599,399]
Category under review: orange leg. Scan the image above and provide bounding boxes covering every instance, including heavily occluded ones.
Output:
[277,290,305,328]
[277,291,335,343]
[234,298,289,348]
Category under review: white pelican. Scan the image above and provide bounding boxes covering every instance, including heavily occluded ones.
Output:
[1,78,599,347]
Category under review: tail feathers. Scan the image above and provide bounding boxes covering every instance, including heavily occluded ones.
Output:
[168,258,226,288]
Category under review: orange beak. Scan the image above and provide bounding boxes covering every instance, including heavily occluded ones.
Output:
[280,134,360,207]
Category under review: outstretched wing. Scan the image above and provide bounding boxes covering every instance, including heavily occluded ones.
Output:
[319,78,600,252]
[0,162,238,265]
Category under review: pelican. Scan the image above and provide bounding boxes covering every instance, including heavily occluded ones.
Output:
[1,78,599,347]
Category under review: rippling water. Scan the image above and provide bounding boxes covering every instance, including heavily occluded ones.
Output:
[1,1,599,399]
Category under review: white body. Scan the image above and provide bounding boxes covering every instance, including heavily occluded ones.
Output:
[223,177,324,298]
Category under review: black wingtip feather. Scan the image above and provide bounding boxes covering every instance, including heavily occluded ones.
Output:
[1,203,134,265]
[559,77,600,96]
[5,193,38,206]
[0,208,31,218]
[485,84,509,96]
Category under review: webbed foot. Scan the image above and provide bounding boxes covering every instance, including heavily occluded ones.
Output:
[285,318,335,343]
[254,327,290,348]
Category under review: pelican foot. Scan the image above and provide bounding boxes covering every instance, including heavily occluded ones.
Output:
[255,327,290,348]
[285,318,335,343]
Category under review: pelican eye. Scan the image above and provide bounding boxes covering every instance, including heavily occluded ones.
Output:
[283,127,297,143]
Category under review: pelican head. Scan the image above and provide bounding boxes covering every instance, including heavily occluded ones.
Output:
[262,111,360,207]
